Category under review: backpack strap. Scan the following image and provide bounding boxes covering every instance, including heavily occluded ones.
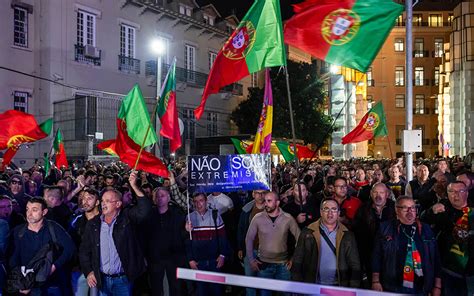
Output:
[46,220,57,244]
[17,224,27,239]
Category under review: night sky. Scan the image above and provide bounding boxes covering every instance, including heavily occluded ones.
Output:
[198,0,302,20]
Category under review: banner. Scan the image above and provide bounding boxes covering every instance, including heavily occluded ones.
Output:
[187,154,271,193]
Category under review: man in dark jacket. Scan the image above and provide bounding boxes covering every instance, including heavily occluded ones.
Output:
[372,196,442,295]
[9,197,76,295]
[291,197,361,287]
[79,171,152,295]
[353,183,396,286]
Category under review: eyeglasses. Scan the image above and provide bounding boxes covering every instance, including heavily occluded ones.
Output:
[321,207,339,213]
[396,206,417,212]
[447,189,467,194]
[334,185,347,189]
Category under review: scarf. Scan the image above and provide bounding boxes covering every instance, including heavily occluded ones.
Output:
[402,225,423,288]
[447,207,472,272]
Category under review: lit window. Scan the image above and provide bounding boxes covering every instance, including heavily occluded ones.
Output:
[414,67,424,86]
[415,95,425,114]
[395,66,404,86]
[429,14,442,27]
[394,38,404,52]
[434,38,443,57]
[395,95,405,108]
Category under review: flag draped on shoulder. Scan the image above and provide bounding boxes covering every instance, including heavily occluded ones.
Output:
[53,129,68,168]
[118,84,158,147]
[251,69,273,154]
[342,101,388,144]
[230,138,253,154]
[284,0,404,72]
[0,110,52,166]
[157,58,181,152]
[194,0,286,120]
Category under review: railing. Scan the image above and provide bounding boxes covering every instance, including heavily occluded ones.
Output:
[75,44,101,66]
[396,21,451,27]
[367,79,375,87]
[414,108,430,115]
[395,80,405,87]
[413,79,430,86]
[413,50,430,58]
[221,83,243,96]
[118,55,140,74]
[432,50,444,58]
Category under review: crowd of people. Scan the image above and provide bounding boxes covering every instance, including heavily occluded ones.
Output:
[0,156,472,296]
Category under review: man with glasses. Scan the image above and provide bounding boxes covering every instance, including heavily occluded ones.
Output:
[421,181,474,296]
[291,197,361,287]
[333,177,361,229]
[79,171,152,295]
[372,196,441,295]
[237,190,266,296]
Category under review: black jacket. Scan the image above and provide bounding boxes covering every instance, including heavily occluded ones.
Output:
[79,197,152,288]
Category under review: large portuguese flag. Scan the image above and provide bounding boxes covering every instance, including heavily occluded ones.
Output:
[194,0,286,120]
[342,101,388,144]
[284,0,403,72]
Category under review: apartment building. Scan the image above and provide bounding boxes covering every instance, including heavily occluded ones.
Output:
[0,0,249,165]
[368,1,460,158]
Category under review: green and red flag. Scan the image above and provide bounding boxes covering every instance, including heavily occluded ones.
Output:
[53,128,68,168]
[342,101,388,144]
[284,0,404,72]
[194,0,286,119]
[275,141,317,162]
[115,119,168,177]
[157,58,182,152]
[230,138,253,154]
[118,84,158,147]
[97,139,118,156]
[0,110,52,165]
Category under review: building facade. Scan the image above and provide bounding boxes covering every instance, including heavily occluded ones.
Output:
[0,0,249,166]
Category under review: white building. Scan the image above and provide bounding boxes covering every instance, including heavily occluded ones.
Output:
[0,0,250,166]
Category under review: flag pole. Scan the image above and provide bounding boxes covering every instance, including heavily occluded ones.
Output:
[386,136,394,159]
[133,103,162,170]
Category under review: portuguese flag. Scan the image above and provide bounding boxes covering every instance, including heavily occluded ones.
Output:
[118,84,158,147]
[230,138,253,154]
[275,141,317,162]
[97,139,118,156]
[157,58,181,152]
[53,128,68,168]
[194,0,286,119]
[0,110,53,166]
[284,0,403,72]
[342,101,388,144]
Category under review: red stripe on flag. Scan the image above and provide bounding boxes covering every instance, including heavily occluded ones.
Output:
[195,273,226,283]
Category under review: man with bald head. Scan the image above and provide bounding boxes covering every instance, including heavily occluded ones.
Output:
[353,183,396,286]
[406,164,436,212]
[79,171,152,295]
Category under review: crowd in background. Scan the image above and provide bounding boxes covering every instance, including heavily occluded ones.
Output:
[0,155,472,296]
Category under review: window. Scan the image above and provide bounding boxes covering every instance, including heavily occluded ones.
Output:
[395,66,404,86]
[395,94,405,108]
[434,38,443,57]
[226,24,236,34]
[13,6,28,47]
[396,125,404,145]
[434,66,440,86]
[396,15,404,26]
[415,95,425,114]
[414,38,424,57]
[13,91,28,112]
[120,24,135,58]
[251,72,258,87]
[413,14,423,26]
[429,14,442,27]
[394,38,404,52]
[179,4,192,17]
[208,51,217,70]
[434,98,439,114]
[203,14,215,26]
[366,67,373,86]
[447,14,454,26]
[414,67,424,86]
[184,44,196,81]
[207,112,218,136]
[367,96,373,109]
[77,10,96,46]
[183,109,195,141]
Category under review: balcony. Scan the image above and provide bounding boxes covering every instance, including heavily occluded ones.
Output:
[145,61,208,87]
[118,55,140,74]
[432,50,444,58]
[413,50,429,58]
[413,79,430,86]
[414,108,430,115]
[367,79,375,87]
[221,83,243,96]
[75,44,101,66]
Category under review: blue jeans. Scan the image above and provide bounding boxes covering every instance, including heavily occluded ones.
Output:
[196,260,222,296]
[72,271,98,296]
[243,251,258,296]
[99,274,131,296]
[257,262,290,296]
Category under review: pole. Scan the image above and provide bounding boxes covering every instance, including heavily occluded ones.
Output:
[405,0,414,182]
[284,67,300,169]
[386,136,394,159]
[155,55,163,158]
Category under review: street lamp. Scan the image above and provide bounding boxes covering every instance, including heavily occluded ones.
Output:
[150,38,165,157]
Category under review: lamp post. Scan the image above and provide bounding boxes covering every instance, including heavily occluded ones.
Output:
[150,39,165,157]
